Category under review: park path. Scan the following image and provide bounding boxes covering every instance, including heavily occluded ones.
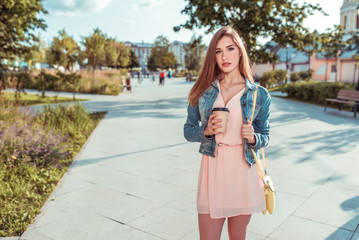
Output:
[16,77,359,240]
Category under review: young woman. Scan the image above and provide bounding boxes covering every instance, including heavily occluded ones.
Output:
[184,26,271,240]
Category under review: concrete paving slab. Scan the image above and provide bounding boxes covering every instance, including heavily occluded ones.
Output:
[269,216,353,240]
[100,224,162,240]
[293,198,359,231]
[127,206,197,240]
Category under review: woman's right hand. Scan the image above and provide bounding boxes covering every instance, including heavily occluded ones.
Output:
[203,113,222,136]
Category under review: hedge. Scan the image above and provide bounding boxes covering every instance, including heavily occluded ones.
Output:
[283,81,355,104]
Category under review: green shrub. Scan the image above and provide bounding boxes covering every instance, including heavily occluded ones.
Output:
[299,70,313,82]
[290,72,300,82]
[274,70,287,86]
[261,71,275,88]
[284,81,354,103]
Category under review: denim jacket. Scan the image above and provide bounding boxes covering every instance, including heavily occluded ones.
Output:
[183,78,271,166]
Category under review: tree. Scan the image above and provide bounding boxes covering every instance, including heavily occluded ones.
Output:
[104,38,120,68]
[174,0,325,63]
[82,28,106,71]
[320,25,347,82]
[127,50,139,69]
[0,0,47,66]
[82,28,106,85]
[46,29,80,71]
[116,42,131,68]
[147,35,177,71]
[184,35,206,71]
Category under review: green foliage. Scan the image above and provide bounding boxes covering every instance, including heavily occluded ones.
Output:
[174,0,325,63]
[273,70,287,86]
[290,72,300,82]
[127,50,139,69]
[46,29,80,71]
[82,28,107,71]
[56,72,81,100]
[261,70,287,88]
[290,70,313,83]
[299,70,313,82]
[0,104,105,236]
[35,71,60,97]
[147,35,177,71]
[0,0,47,66]
[184,35,206,71]
[284,81,354,103]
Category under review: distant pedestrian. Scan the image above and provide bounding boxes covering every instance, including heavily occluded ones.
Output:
[159,71,165,86]
[183,26,271,240]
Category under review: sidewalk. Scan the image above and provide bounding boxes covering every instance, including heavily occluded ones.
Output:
[16,77,359,240]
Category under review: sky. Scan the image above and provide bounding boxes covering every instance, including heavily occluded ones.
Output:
[38,0,344,46]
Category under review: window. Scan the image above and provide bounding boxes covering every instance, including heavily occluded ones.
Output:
[344,16,347,29]
[331,65,337,73]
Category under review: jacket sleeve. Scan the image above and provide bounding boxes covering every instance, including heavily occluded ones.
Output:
[249,89,271,150]
[183,103,207,143]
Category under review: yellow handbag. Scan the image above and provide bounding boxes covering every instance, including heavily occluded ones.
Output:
[249,87,275,215]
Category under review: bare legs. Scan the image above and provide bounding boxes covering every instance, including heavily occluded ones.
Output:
[198,214,225,240]
[198,214,251,240]
[227,214,251,240]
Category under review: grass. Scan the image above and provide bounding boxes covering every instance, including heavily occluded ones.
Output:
[1,92,87,107]
[0,104,106,237]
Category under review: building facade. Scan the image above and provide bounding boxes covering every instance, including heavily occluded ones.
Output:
[125,41,153,71]
[341,0,359,33]
[169,41,186,70]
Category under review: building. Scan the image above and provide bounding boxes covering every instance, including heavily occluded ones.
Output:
[253,0,359,83]
[125,41,153,71]
[169,41,186,70]
[341,0,359,34]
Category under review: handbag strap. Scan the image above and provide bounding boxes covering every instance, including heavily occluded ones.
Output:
[249,86,267,180]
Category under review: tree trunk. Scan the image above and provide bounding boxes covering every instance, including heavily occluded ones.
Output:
[325,58,329,82]
[353,64,357,85]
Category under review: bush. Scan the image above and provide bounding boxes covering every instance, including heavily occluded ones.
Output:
[261,71,275,88]
[290,72,300,82]
[284,81,354,104]
[274,70,287,86]
[299,70,313,82]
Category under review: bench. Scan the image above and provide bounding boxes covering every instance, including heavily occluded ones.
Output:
[324,89,359,117]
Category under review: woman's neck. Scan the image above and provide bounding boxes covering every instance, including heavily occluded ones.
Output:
[221,69,244,85]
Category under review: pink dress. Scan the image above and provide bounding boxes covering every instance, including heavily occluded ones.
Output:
[197,86,265,219]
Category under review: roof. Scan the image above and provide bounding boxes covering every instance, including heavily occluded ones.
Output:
[339,48,359,59]
[290,52,308,63]
[275,46,298,62]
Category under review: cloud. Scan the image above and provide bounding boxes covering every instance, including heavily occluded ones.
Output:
[44,0,112,17]
[132,0,167,10]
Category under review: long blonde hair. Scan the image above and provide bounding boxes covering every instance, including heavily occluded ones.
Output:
[188,26,254,106]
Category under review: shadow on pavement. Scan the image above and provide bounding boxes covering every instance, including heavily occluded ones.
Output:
[325,196,359,240]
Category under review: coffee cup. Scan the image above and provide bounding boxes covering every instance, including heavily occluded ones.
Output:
[212,107,230,134]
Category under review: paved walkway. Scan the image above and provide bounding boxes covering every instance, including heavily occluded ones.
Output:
[14,77,359,240]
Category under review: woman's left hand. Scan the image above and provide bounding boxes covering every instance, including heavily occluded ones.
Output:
[242,120,256,144]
